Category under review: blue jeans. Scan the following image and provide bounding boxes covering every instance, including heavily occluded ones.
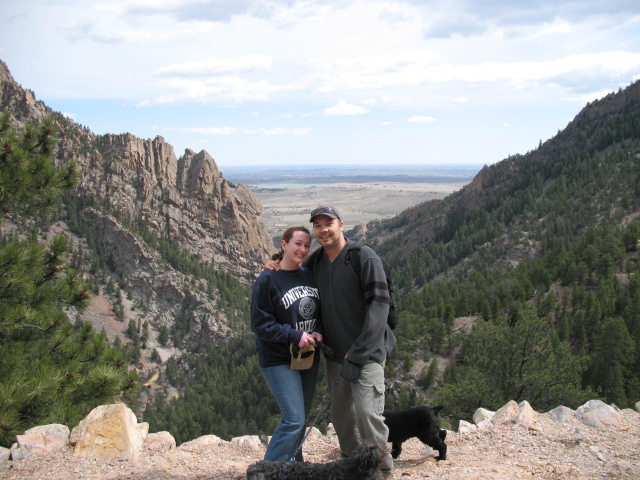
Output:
[261,362,320,462]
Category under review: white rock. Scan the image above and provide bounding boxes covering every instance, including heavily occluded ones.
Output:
[10,424,70,460]
[70,403,149,462]
[0,446,10,466]
[476,419,493,430]
[306,426,322,440]
[514,400,536,428]
[179,434,224,451]
[493,400,520,424]
[473,407,495,425]
[230,435,262,450]
[144,431,176,452]
[458,420,477,434]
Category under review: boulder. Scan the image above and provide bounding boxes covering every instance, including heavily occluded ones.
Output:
[178,434,224,452]
[473,407,495,425]
[458,419,477,434]
[514,400,536,428]
[10,424,70,460]
[0,447,10,466]
[576,400,622,428]
[144,431,176,453]
[476,419,493,430]
[230,435,262,451]
[491,400,536,428]
[70,404,148,462]
[492,400,520,424]
[306,426,323,441]
[546,406,575,423]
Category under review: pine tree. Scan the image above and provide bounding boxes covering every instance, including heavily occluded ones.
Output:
[434,305,593,421]
[0,113,133,447]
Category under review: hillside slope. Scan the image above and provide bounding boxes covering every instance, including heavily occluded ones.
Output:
[362,81,640,291]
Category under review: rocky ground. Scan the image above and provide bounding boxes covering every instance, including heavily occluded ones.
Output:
[2,408,638,480]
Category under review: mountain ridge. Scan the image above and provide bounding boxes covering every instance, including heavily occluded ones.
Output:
[0,58,274,377]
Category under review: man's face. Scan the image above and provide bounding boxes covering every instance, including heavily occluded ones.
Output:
[312,215,344,251]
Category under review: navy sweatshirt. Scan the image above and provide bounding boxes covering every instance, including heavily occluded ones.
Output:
[250,267,322,368]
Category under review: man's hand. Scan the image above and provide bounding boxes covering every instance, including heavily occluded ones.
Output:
[310,332,323,344]
[298,331,317,348]
[264,259,281,271]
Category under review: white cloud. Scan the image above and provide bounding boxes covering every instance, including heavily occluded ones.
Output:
[259,127,311,136]
[167,126,311,136]
[323,100,370,116]
[2,0,639,164]
[407,115,437,123]
[137,76,288,106]
[156,54,273,76]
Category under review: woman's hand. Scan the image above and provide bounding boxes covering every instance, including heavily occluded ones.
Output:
[298,332,316,348]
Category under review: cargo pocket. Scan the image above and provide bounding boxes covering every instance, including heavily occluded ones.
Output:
[374,382,385,415]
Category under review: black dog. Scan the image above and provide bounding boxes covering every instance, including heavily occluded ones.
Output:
[246,445,383,480]
[383,406,447,460]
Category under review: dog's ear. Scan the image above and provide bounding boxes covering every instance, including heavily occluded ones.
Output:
[432,405,444,415]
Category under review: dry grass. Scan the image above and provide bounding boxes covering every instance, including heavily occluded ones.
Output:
[254,182,465,237]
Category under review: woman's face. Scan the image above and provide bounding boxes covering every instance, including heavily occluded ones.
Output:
[282,231,312,265]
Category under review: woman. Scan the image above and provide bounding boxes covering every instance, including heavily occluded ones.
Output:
[250,226,323,462]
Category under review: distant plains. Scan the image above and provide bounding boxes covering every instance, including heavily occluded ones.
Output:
[221,164,480,237]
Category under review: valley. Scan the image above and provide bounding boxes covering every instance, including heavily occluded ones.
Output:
[221,164,479,236]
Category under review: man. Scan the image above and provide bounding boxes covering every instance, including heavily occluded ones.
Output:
[306,205,396,476]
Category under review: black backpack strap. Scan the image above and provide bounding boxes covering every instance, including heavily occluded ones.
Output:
[344,241,365,280]
[346,242,396,328]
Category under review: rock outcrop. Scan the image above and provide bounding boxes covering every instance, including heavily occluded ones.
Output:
[0,58,275,360]
[0,59,274,282]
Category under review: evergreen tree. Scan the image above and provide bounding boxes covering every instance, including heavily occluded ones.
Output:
[434,305,593,421]
[0,114,134,447]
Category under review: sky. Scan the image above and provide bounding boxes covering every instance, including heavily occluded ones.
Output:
[1,0,639,167]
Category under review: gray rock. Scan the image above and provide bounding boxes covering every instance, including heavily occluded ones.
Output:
[576,400,621,428]
[547,405,576,423]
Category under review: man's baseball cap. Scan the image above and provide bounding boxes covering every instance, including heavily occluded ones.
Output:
[309,205,341,223]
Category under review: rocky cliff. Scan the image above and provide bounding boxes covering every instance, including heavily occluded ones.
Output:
[0,58,275,364]
[1,59,273,277]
